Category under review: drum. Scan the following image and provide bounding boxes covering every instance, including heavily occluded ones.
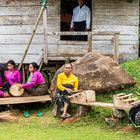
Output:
[129,103,140,127]
[10,84,24,97]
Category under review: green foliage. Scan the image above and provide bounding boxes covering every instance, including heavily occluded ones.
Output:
[42,71,54,87]
[121,58,140,93]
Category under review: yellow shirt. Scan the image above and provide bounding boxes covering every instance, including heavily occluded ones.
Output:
[57,72,78,91]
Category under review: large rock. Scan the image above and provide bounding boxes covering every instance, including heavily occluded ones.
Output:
[50,52,135,95]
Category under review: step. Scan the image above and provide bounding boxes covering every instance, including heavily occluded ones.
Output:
[124,98,137,103]
[130,101,140,105]
[116,93,126,97]
[117,93,133,99]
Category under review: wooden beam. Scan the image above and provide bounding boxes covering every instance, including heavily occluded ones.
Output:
[113,33,120,64]
[84,102,114,108]
[116,93,126,97]
[0,95,52,105]
[47,56,81,61]
[124,98,137,102]
[116,93,133,99]
[88,32,92,52]
[45,31,120,36]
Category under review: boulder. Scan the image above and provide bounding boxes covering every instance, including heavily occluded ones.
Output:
[50,52,135,95]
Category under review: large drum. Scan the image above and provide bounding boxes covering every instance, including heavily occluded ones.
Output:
[10,84,24,97]
[129,103,140,127]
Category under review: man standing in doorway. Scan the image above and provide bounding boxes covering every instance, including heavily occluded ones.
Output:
[70,0,91,40]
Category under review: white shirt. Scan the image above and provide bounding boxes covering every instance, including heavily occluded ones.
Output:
[71,5,91,29]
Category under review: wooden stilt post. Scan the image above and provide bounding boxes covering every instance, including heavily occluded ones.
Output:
[18,0,48,70]
[113,33,119,64]
[88,32,92,52]
[22,64,26,83]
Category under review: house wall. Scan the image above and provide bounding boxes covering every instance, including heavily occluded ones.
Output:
[92,0,139,61]
[0,0,45,63]
[0,0,139,63]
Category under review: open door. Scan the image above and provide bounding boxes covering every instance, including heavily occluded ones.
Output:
[60,0,92,41]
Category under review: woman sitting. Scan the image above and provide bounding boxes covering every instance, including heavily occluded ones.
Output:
[18,62,48,96]
[0,64,10,97]
[54,63,79,118]
[4,60,21,92]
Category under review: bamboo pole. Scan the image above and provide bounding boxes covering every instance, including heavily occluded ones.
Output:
[43,6,48,64]
[22,64,26,83]
[18,0,47,70]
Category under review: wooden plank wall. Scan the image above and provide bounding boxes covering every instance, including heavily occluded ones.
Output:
[0,0,45,63]
[47,0,139,61]
[0,0,139,63]
[92,0,139,61]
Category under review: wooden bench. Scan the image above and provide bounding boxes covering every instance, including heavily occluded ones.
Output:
[0,95,52,105]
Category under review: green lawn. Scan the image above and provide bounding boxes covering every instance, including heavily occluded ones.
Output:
[0,108,139,140]
[0,59,140,140]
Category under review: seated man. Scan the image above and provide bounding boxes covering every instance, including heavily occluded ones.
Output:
[54,63,78,119]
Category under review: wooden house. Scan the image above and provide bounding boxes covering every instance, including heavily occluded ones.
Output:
[0,0,139,64]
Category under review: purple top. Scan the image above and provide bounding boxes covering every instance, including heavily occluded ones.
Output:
[0,90,4,97]
[0,77,4,97]
[0,77,3,87]
[22,70,45,89]
[4,69,21,86]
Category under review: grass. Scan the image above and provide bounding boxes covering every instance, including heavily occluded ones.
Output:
[0,58,140,140]
[0,107,139,140]
[120,58,140,100]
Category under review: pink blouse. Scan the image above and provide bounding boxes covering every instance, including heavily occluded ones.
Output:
[4,69,21,86]
[0,90,4,97]
[22,70,45,89]
[0,77,4,97]
[0,77,3,87]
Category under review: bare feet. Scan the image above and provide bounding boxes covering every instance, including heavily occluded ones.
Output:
[60,113,71,119]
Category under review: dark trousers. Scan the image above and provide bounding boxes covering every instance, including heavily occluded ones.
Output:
[54,84,73,111]
[1,82,11,93]
[25,83,48,96]
[73,20,87,41]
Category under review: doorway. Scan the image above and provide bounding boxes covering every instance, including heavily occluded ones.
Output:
[60,0,92,41]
